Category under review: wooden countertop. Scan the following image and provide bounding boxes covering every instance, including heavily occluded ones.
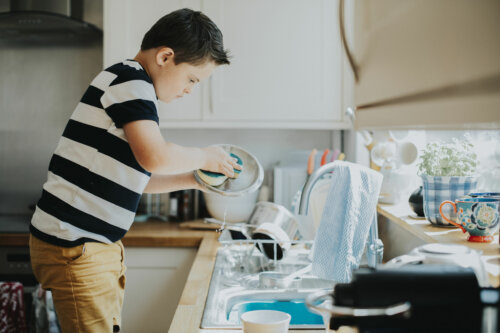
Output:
[122,219,215,247]
[0,219,214,247]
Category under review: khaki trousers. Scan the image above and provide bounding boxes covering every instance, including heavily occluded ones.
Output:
[29,235,126,333]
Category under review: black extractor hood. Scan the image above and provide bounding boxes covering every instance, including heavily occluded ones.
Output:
[0,0,101,44]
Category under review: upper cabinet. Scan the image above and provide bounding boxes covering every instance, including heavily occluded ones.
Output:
[104,0,349,129]
[344,0,500,130]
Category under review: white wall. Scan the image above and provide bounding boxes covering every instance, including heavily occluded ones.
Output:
[0,4,103,214]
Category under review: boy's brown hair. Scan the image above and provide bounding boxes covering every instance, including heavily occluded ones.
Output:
[141,8,230,66]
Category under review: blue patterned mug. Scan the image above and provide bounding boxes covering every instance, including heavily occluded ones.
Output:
[461,192,500,217]
[439,198,499,243]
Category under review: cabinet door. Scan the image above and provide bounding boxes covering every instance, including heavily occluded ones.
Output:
[121,247,196,333]
[352,0,500,107]
[104,0,203,121]
[202,0,343,123]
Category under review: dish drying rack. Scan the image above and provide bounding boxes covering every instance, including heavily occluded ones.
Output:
[216,230,314,277]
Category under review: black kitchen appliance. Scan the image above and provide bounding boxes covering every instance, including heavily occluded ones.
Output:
[307,265,499,333]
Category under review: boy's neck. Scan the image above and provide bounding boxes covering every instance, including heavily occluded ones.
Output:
[133,51,153,79]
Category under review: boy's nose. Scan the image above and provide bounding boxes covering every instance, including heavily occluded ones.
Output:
[183,87,191,95]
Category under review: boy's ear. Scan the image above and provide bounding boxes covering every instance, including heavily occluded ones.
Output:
[156,47,175,66]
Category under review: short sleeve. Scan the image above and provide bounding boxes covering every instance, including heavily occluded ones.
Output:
[100,77,159,128]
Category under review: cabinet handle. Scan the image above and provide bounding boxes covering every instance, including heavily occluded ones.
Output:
[339,0,359,82]
[345,106,356,122]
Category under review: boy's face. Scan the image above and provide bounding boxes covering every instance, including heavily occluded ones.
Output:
[153,48,216,103]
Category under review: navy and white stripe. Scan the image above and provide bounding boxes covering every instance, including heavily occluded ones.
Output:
[31,60,158,247]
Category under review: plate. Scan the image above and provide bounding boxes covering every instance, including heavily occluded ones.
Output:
[194,144,264,197]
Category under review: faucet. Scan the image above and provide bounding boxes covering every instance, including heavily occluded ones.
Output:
[297,162,384,268]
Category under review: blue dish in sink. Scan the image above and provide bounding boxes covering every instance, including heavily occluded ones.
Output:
[233,300,324,325]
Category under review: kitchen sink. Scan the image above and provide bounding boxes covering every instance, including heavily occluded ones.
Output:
[201,240,333,329]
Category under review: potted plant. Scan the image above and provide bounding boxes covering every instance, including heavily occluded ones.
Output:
[418,137,478,226]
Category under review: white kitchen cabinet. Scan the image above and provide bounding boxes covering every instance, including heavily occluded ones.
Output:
[104,0,349,129]
[346,0,500,129]
[121,247,196,333]
[201,0,346,128]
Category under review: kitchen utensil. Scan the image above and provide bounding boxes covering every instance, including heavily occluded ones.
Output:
[330,149,340,162]
[307,149,317,178]
[249,202,300,260]
[203,188,259,223]
[258,264,312,289]
[320,149,329,166]
[194,144,264,197]
[439,197,500,243]
[240,310,291,333]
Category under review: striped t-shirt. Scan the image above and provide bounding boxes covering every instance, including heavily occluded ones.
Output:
[30,59,158,247]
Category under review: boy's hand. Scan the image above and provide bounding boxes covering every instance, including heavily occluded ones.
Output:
[201,146,242,178]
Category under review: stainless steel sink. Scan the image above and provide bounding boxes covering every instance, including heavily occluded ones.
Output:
[201,242,333,329]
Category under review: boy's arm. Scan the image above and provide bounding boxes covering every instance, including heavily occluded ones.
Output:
[143,172,203,194]
[123,120,240,176]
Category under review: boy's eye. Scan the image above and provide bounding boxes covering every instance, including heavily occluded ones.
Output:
[189,79,195,84]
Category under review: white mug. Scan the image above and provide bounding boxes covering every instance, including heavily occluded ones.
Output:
[241,310,291,333]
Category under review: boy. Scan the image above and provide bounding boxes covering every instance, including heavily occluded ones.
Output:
[29,8,239,332]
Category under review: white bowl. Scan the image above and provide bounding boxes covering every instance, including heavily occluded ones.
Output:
[240,310,291,333]
[203,189,259,223]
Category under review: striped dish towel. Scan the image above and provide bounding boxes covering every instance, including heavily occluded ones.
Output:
[0,282,27,333]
